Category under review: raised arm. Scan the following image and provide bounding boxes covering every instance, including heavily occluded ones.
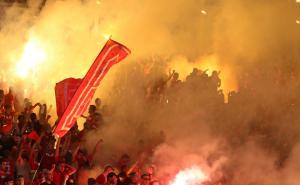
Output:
[31,103,41,111]
[63,163,77,176]
[89,139,103,163]
[29,132,44,157]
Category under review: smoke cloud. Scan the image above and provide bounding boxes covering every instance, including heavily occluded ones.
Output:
[0,0,300,184]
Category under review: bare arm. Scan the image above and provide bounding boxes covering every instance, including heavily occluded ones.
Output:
[89,139,103,163]
[31,103,41,110]
[63,163,77,176]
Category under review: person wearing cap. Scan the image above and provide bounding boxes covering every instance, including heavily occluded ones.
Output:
[15,151,31,185]
[96,165,114,185]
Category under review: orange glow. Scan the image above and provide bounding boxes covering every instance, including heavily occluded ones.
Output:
[201,10,207,15]
[15,37,47,78]
[170,166,208,185]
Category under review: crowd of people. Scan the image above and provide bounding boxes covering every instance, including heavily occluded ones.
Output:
[0,63,296,185]
[0,86,156,185]
[0,66,220,185]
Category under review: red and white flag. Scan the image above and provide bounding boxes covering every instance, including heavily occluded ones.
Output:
[53,39,130,137]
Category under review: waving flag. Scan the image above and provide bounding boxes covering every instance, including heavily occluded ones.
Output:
[54,39,130,137]
[55,78,82,118]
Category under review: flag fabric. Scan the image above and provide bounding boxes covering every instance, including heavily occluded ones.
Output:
[55,78,82,118]
[53,39,130,138]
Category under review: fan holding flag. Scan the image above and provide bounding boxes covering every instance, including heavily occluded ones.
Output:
[54,38,130,138]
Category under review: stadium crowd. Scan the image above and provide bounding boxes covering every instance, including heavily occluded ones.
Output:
[0,64,296,185]
[0,67,218,185]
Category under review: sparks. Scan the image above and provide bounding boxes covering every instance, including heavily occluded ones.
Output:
[296,19,300,24]
[170,166,208,185]
[201,10,207,15]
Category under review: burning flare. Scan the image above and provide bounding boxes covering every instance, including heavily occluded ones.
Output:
[170,166,208,185]
[15,37,47,78]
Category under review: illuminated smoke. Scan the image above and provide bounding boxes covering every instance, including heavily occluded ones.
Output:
[1,1,300,184]
[15,35,46,78]
[170,166,209,185]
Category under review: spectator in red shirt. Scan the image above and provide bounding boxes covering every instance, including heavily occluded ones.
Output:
[106,172,118,185]
[0,104,14,134]
[35,169,55,185]
[0,159,14,184]
[96,165,114,185]
[73,139,103,170]
[15,151,31,185]
[4,88,14,110]
[52,163,76,185]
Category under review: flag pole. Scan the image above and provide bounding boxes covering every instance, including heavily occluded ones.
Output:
[31,154,45,185]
